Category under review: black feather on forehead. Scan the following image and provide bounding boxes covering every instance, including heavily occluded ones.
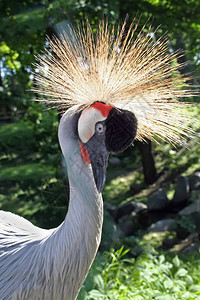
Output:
[105,108,137,153]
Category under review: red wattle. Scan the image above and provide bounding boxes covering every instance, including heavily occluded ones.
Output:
[78,141,91,164]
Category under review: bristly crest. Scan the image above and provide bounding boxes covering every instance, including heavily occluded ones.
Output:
[33,18,197,145]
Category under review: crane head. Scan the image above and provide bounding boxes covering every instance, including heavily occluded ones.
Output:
[77,102,137,192]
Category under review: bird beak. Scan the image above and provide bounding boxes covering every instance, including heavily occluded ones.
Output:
[91,150,109,193]
[83,137,109,193]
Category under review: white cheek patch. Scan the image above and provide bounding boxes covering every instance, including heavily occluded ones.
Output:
[78,107,106,143]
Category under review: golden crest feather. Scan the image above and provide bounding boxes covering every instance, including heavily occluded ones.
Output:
[33,19,197,144]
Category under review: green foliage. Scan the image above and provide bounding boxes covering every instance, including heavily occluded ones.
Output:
[0,163,54,181]
[79,248,200,299]
[0,121,34,156]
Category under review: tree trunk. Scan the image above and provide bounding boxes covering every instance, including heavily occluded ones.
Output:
[136,140,157,184]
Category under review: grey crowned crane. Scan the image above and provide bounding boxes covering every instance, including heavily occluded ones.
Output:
[0,19,196,300]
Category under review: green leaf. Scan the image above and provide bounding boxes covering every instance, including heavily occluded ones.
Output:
[0,42,10,54]
[159,255,165,264]
[164,279,174,289]
[88,289,105,299]
[172,255,180,268]
[189,285,200,293]
[155,295,173,300]
[175,268,188,278]
[93,274,104,290]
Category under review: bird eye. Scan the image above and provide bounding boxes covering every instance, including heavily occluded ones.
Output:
[96,122,104,134]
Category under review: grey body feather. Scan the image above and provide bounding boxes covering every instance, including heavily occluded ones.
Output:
[0,106,103,300]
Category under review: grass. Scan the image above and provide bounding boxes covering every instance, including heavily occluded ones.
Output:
[0,163,55,181]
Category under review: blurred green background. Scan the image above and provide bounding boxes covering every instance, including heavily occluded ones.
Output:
[1,1,200,299]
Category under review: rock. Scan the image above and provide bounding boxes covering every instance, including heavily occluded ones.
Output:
[181,243,199,253]
[148,218,175,232]
[147,188,169,211]
[118,213,139,236]
[162,237,178,249]
[104,202,117,219]
[130,183,143,194]
[116,201,147,220]
[136,209,152,229]
[179,199,200,216]
[109,156,121,165]
[190,190,200,203]
[101,209,123,250]
[189,172,200,190]
[192,213,200,233]
[179,199,200,233]
[172,176,190,206]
